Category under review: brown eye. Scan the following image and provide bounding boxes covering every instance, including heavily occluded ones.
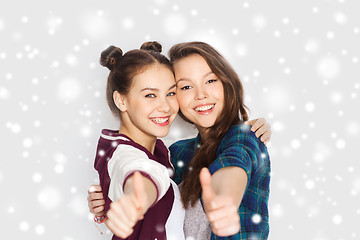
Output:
[207,79,217,84]
[180,85,192,90]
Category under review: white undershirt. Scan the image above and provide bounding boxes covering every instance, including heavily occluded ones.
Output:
[165,179,186,240]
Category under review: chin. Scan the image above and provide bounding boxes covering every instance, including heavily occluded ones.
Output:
[155,129,170,138]
[156,132,169,138]
[198,120,217,128]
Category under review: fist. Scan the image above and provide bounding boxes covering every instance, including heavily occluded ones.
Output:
[87,185,105,216]
[106,172,147,238]
[200,168,241,236]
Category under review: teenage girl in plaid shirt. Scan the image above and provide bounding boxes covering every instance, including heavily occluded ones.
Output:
[89,42,271,239]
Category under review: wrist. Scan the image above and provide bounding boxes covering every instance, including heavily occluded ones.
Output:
[95,210,105,217]
[94,214,107,224]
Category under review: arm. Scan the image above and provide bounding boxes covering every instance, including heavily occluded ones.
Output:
[105,171,157,238]
[211,166,247,207]
[200,126,261,237]
[200,168,245,237]
[87,175,157,238]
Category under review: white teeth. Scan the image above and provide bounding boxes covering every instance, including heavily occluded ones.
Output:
[151,117,169,124]
[195,104,214,112]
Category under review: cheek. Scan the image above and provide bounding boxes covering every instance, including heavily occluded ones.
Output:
[216,85,225,102]
[176,93,185,108]
[219,91,225,102]
[177,97,190,113]
[170,99,180,112]
[136,100,152,113]
[176,90,192,106]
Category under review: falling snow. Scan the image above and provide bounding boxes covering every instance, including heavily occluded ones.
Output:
[251,213,262,224]
[57,78,82,101]
[69,195,88,216]
[19,221,30,232]
[317,56,341,80]
[37,186,62,210]
[252,15,267,31]
[32,173,42,183]
[163,13,187,36]
[1,1,359,240]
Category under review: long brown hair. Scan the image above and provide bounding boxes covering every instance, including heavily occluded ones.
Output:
[169,42,249,208]
[100,41,172,118]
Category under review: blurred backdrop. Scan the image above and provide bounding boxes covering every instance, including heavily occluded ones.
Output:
[0,0,359,239]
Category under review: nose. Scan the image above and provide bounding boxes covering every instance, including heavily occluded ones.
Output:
[194,87,207,100]
[157,97,171,113]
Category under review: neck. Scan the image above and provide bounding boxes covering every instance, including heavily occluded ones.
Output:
[119,125,157,155]
[195,124,208,140]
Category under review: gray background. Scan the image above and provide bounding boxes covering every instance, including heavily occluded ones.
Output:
[1,0,359,239]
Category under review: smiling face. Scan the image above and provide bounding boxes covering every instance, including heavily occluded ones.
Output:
[173,54,225,133]
[118,64,179,141]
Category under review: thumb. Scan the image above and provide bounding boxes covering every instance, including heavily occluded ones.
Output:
[199,168,215,204]
[132,171,146,210]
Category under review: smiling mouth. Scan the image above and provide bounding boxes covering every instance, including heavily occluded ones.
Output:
[150,116,170,126]
[194,104,215,112]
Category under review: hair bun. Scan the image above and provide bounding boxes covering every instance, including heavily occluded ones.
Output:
[100,46,123,70]
[140,41,162,53]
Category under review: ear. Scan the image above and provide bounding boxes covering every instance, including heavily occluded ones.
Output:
[113,91,127,112]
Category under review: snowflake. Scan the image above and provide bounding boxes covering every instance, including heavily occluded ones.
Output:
[35,225,45,235]
[252,15,267,31]
[332,214,343,225]
[32,173,42,183]
[252,213,262,224]
[19,221,30,231]
[317,56,341,80]
[37,186,62,210]
[164,13,187,36]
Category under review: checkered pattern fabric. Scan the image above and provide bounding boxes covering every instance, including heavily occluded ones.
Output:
[169,124,271,239]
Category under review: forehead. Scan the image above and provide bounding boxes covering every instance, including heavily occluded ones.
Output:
[132,64,175,88]
[174,54,211,74]
[173,54,214,80]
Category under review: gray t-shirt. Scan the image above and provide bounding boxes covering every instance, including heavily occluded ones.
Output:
[184,199,211,240]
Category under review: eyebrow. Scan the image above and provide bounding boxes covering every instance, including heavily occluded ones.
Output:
[177,71,215,82]
[203,71,215,78]
[140,83,177,92]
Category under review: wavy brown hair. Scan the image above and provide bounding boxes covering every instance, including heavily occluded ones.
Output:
[169,42,249,208]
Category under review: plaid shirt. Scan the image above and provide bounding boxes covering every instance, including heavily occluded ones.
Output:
[169,124,271,240]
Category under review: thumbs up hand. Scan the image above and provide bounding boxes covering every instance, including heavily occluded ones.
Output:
[200,168,241,237]
[106,171,148,238]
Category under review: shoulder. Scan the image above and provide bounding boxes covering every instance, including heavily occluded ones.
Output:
[209,124,269,176]
[112,143,149,161]
[169,137,198,184]
[222,124,261,147]
[217,124,267,157]
[169,137,197,154]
